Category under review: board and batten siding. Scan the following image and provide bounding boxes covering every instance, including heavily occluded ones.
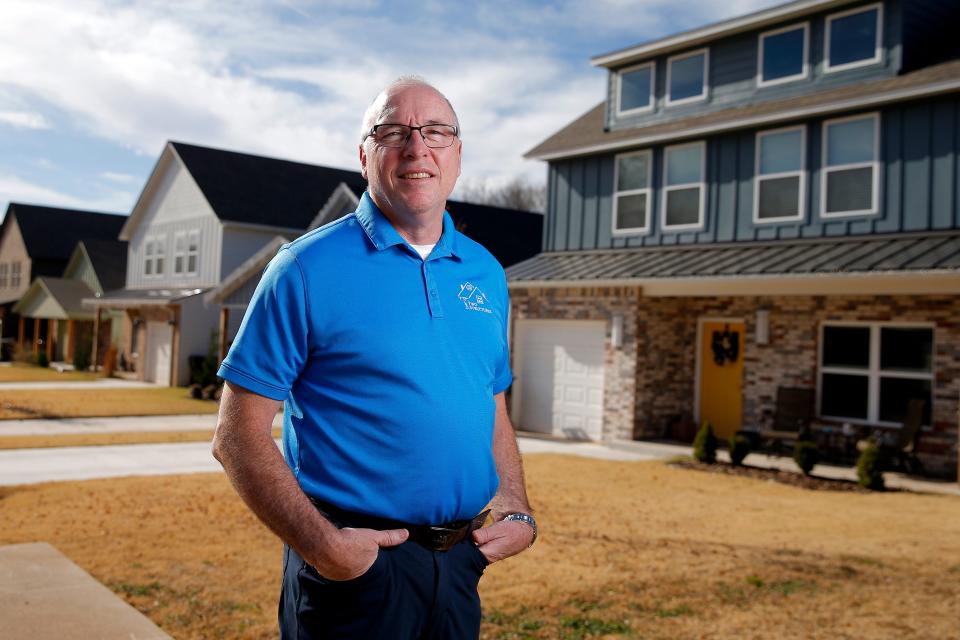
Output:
[545,94,960,251]
[64,253,101,294]
[126,157,222,289]
[606,0,902,132]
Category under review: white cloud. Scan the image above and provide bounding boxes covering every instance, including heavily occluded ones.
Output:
[0,110,50,129]
[0,173,132,213]
[99,171,139,184]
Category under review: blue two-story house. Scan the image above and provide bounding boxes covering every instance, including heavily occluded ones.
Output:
[512,0,960,477]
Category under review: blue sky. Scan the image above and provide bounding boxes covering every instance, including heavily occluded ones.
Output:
[0,0,779,216]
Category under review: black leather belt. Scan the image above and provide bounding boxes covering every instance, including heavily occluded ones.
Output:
[310,499,489,552]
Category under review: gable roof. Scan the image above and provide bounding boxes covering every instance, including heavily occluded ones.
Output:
[169,141,368,229]
[526,59,960,160]
[3,203,126,262]
[444,200,543,268]
[12,277,96,319]
[79,239,128,292]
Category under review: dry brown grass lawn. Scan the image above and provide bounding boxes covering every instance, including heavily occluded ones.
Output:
[0,428,281,450]
[1,456,958,640]
[0,363,99,383]
[0,387,219,420]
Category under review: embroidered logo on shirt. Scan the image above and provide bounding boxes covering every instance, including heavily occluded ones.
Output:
[458,282,493,314]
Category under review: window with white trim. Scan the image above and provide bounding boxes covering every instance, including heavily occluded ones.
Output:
[613,150,652,234]
[666,49,708,106]
[819,323,933,426]
[754,125,805,223]
[10,262,20,288]
[821,113,879,217]
[0,263,7,288]
[173,230,200,275]
[825,3,882,72]
[662,141,705,230]
[144,236,165,277]
[617,62,655,115]
[758,23,808,86]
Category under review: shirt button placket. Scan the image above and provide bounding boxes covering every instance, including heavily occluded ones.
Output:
[423,261,444,318]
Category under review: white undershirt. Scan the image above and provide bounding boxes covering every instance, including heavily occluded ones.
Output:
[409,243,436,260]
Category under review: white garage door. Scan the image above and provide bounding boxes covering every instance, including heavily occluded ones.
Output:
[145,321,173,386]
[515,320,605,440]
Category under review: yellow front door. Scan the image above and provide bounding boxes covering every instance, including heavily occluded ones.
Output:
[698,320,745,440]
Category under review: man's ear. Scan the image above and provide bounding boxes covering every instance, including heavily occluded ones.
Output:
[359,143,368,180]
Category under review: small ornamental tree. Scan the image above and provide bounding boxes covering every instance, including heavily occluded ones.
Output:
[693,422,718,464]
[857,442,886,490]
[793,439,819,475]
[729,434,751,466]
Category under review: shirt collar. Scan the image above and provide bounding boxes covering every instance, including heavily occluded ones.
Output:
[355,191,461,260]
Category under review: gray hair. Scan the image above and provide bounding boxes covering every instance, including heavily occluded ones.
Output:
[359,75,460,143]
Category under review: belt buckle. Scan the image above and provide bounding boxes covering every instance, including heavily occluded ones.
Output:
[426,525,461,551]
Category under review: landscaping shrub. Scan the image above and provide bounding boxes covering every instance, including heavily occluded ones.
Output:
[729,434,751,466]
[72,337,92,372]
[12,343,35,364]
[793,439,819,475]
[693,422,718,464]
[189,329,221,387]
[36,350,49,368]
[856,442,886,490]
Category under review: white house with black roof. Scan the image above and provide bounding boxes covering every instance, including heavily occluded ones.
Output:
[89,141,543,387]
[515,0,960,478]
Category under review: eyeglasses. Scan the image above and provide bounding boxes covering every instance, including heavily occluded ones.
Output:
[366,123,459,148]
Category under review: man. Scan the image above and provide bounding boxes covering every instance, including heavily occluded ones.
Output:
[212,76,535,639]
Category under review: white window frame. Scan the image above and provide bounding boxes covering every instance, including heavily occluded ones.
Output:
[185,229,200,275]
[10,262,20,288]
[820,112,880,219]
[661,141,706,232]
[665,48,709,107]
[612,149,653,236]
[143,234,166,278]
[172,230,199,276]
[824,2,883,73]
[616,61,656,117]
[818,321,934,427]
[753,124,806,224]
[757,22,809,87]
[0,263,7,288]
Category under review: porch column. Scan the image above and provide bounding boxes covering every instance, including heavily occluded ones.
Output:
[66,319,76,362]
[46,319,57,362]
[33,318,40,354]
[17,316,24,348]
[169,305,181,387]
[218,307,230,364]
[91,307,102,372]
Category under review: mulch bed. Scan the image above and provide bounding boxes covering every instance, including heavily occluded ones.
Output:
[669,459,880,492]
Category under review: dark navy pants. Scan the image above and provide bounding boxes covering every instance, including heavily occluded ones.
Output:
[279,537,488,639]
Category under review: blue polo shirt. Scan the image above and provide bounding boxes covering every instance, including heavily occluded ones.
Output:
[218,193,512,524]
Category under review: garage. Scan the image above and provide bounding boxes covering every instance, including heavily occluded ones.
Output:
[513,320,606,440]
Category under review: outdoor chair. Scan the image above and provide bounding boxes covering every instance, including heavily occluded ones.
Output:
[857,398,926,474]
[757,387,815,454]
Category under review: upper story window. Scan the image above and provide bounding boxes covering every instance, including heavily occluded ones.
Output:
[666,48,708,106]
[613,150,653,234]
[10,262,20,288]
[144,235,166,277]
[754,125,806,223]
[662,141,705,230]
[173,230,200,276]
[825,3,883,72]
[821,112,879,218]
[0,263,7,288]
[819,323,933,426]
[616,62,655,116]
[758,22,809,86]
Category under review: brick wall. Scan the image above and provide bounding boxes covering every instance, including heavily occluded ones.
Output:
[510,288,959,478]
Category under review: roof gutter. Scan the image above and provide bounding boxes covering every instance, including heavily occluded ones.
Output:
[527,78,960,161]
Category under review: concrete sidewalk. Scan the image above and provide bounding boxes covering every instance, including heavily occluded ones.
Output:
[0,379,157,390]
[0,542,172,640]
[0,413,288,436]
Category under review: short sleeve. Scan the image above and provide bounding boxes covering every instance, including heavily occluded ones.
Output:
[218,248,309,400]
[492,273,513,394]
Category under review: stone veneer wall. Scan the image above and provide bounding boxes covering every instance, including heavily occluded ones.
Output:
[512,287,959,478]
[509,287,641,441]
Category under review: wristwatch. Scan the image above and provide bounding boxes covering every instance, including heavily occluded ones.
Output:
[503,512,537,547]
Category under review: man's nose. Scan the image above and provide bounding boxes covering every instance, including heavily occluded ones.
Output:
[402,129,430,155]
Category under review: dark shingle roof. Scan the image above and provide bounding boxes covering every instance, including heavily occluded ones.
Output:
[38,278,96,316]
[526,59,960,160]
[445,200,543,268]
[506,233,960,284]
[80,239,128,292]
[5,203,126,261]
[171,142,368,229]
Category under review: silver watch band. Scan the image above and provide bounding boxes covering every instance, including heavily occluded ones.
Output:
[503,512,537,547]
